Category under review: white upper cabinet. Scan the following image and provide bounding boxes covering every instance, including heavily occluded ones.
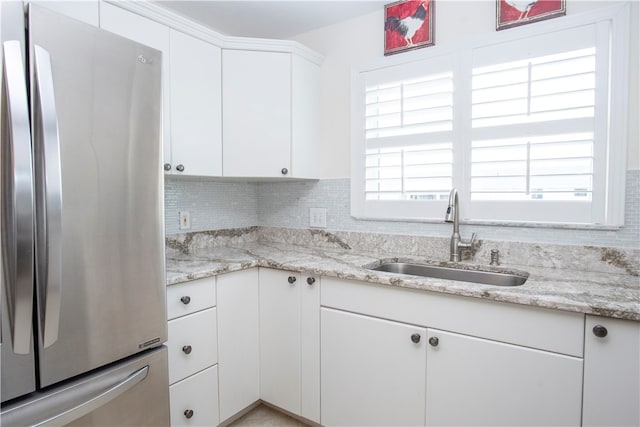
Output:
[222,49,320,179]
[169,30,222,177]
[99,2,172,169]
[222,50,291,178]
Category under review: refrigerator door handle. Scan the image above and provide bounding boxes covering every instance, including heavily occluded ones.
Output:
[32,45,62,348]
[1,40,35,355]
[1,365,150,427]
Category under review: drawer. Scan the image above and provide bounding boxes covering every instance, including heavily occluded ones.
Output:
[321,277,584,357]
[168,307,217,384]
[170,365,219,427]
[167,277,216,320]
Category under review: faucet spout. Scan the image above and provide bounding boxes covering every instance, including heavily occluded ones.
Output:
[444,188,475,262]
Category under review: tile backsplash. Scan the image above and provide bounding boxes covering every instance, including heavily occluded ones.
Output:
[165,170,640,248]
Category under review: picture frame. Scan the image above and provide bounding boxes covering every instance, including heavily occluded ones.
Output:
[384,0,434,56]
[496,0,566,31]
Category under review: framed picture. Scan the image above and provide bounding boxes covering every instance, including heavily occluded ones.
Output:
[496,0,566,31]
[384,0,434,56]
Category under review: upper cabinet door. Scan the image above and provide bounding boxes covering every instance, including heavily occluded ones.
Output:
[222,50,291,178]
[99,3,172,169]
[169,30,222,177]
[32,1,99,27]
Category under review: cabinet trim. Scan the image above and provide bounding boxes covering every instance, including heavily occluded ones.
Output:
[102,0,324,65]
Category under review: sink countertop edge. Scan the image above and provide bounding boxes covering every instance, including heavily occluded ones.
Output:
[165,242,640,322]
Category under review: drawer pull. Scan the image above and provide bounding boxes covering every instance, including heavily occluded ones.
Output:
[184,409,194,419]
[287,276,296,284]
[182,345,192,355]
[593,325,608,338]
[307,277,316,285]
[429,336,439,347]
[180,296,191,305]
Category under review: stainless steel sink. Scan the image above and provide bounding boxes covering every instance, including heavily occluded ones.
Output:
[370,262,528,286]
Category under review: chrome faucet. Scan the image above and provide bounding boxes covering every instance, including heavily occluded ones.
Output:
[444,188,477,262]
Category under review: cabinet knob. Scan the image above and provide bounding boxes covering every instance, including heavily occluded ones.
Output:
[410,333,421,343]
[182,345,192,355]
[184,409,194,419]
[164,163,171,171]
[593,325,608,338]
[180,296,191,305]
[281,168,288,175]
[307,277,316,285]
[176,164,185,172]
[428,336,439,347]
[288,276,297,284]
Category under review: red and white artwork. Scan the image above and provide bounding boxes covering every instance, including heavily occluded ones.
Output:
[384,0,434,56]
[497,0,566,30]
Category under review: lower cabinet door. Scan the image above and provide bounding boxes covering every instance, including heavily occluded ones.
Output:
[321,308,427,426]
[425,329,583,426]
[169,365,219,427]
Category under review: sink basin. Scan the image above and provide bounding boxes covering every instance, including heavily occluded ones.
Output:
[370,262,528,286]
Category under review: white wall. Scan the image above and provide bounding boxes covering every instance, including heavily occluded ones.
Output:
[293,0,640,178]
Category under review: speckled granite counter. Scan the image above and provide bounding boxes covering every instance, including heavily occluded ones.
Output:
[165,228,640,322]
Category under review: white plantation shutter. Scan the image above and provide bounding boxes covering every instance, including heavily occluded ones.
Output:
[353,56,455,220]
[352,6,628,226]
[468,24,609,224]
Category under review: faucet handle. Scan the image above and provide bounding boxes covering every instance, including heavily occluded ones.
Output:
[469,233,477,246]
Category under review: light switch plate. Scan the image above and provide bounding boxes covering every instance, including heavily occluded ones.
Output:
[309,207,327,228]
[179,211,191,230]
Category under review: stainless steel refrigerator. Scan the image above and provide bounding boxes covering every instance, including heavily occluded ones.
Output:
[1,3,169,425]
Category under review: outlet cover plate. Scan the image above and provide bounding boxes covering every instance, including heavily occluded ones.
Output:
[179,211,191,230]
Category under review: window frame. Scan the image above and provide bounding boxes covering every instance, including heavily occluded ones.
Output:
[351,3,630,227]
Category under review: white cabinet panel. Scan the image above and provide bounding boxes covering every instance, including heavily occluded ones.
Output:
[259,269,300,414]
[33,1,99,26]
[583,316,640,427]
[169,366,219,427]
[222,50,291,178]
[322,277,584,356]
[166,277,216,320]
[167,308,217,385]
[321,308,427,427]
[99,2,172,167]
[291,55,320,179]
[169,30,221,177]
[425,329,583,426]
[300,275,320,423]
[217,269,260,423]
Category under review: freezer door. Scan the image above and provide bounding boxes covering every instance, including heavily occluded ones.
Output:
[28,6,166,388]
[1,346,169,427]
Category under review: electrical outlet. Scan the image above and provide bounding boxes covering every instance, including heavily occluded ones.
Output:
[309,207,327,228]
[179,211,191,230]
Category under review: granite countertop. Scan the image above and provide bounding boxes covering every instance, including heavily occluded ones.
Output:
[165,240,640,322]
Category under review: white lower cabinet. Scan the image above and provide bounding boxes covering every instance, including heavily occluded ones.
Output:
[259,268,321,423]
[166,279,219,427]
[169,366,219,426]
[425,329,583,426]
[583,315,640,426]
[321,307,427,426]
[216,269,260,423]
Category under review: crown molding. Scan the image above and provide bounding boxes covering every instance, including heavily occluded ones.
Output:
[103,1,324,65]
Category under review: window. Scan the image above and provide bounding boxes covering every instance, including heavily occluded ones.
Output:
[352,4,629,226]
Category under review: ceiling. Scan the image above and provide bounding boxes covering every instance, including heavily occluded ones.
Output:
[154,1,388,39]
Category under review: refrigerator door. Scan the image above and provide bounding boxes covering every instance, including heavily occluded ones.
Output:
[1,36,36,401]
[28,6,167,388]
[1,346,170,427]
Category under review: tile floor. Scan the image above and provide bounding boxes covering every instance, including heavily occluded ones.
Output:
[228,404,308,427]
